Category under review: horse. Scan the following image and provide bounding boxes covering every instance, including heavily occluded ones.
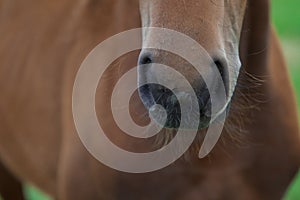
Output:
[0,0,300,199]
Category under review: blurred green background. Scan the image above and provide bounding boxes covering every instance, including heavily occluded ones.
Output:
[1,0,299,199]
[273,0,300,199]
[273,0,300,114]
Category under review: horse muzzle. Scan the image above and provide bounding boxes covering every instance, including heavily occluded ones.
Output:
[137,50,229,130]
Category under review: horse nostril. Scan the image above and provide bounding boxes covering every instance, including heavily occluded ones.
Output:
[139,53,153,65]
[214,60,224,79]
[214,59,229,95]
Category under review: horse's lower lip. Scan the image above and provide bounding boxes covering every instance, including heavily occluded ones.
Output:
[148,106,212,130]
[160,116,211,130]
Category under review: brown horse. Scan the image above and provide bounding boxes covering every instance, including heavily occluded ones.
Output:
[0,0,300,199]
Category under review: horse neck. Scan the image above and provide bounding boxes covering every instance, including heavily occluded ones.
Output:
[239,0,270,76]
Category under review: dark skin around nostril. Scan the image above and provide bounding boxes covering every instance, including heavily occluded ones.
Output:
[214,60,224,78]
[139,54,153,65]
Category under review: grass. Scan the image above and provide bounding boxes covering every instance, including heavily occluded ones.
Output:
[16,0,300,199]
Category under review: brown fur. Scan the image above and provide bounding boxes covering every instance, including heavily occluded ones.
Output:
[0,0,299,199]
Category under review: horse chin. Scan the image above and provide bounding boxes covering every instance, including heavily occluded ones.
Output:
[148,107,212,131]
[160,119,211,131]
[151,101,231,132]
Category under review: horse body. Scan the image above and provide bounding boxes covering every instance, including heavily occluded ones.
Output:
[0,0,299,199]
[0,0,138,196]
